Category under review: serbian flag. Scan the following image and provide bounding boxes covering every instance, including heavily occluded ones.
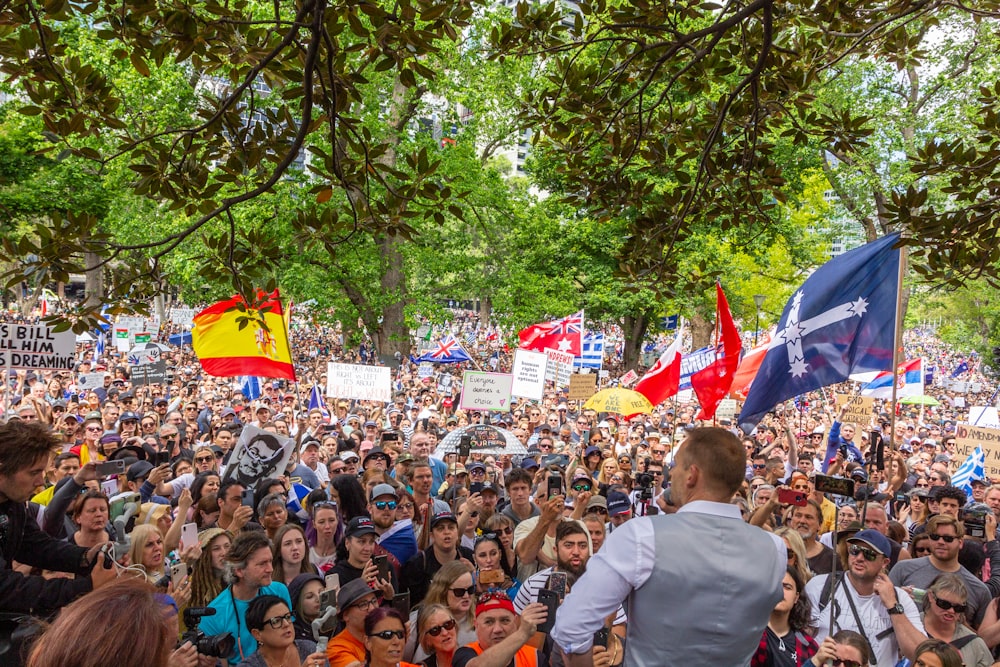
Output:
[691,283,742,420]
[634,325,684,406]
[730,329,773,398]
[860,359,923,399]
[192,290,296,380]
[518,311,584,356]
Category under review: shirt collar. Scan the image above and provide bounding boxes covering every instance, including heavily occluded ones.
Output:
[676,499,743,520]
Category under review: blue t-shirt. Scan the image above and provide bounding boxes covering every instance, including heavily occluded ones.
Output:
[199,582,292,664]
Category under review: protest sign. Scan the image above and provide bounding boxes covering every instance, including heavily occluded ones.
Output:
[115,328,130,352]
[327,363,392,402]
[131,360,168,386]
[77,372,107,390]
[567,373,597,401]
[969,407,1000,429]
[221,425,295,489]
[0,323,75,370]
[619,369,638,387]
[418,362,434,379]
[716,399,738,422]
[543,348,573,386]
[511,349,547,401]
[460,371,514,411]
[437,373,454,396]
[169,308,197,329]
[952,423,1000,480]
[835,394,876,428]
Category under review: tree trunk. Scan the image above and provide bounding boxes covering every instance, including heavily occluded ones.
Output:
[622,312,649,371]
[84,248,103,309]
[373,230,409,363]
[690,312,713,349]
[479,296,492,326]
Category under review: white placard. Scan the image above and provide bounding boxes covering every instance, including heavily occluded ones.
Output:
[511,349,547,401]
[543,348,574,386]
[327,362,392,402]
[0,323,76,370]
[716,398,738,421]
[114,328,131,352]
[460,371,514,411]
[969,407,1000,429]
[169,308,197,329]
[418,362,434,379]
[77,372,107,390]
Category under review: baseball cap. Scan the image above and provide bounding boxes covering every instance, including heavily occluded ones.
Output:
[847,529,891,557]
[430,511,458,528]
[467,462,486,473]
[584,445,601,457]
[220,407,236,419]
[120,411,141,422]
[126,460,155,483]
[586,495,608,511]
[340,451,360,463]
[479,483,499,495]
[521,458,539,471]
[606,491,631,516]
[345,516,377,538]
[363,420,378,428]
[153,397,168,406]
[370,483,398,501]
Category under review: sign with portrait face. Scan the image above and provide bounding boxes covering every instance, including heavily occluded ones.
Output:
[221,424,295,489]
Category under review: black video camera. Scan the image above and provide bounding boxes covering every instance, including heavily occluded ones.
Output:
[635,472,655,502]
[181,607,235,658]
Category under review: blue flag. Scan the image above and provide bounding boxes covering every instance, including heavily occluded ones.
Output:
[308,384,328,416]
[740,234,901,427]
[410,334,472,364]
[950,361,970,378]
[951,446,985,497]
[240,376,263,400]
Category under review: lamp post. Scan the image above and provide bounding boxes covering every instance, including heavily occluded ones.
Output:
[752,294,765,346]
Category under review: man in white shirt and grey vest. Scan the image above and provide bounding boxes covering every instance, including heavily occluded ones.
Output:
[551,427,787,667]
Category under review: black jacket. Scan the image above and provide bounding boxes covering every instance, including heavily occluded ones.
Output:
[0,499,93,614]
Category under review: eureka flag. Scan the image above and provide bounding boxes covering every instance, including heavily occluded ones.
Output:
[741,233,901,428]
[192,290,296,380]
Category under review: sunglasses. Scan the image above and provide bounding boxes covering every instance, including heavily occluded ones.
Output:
[85,426,103,432]
[831,660,861,667]
[450,585,476,598]
[752,464,766,469]
[374,500,397,510]
[369,629,405,640]
[194,456,214,464]
[493,526,513,536]
[933,597,967,613]
[915,548,932,556]
[928,533,958,543]
[589,507,608,515]
[571,484,592,492]
[847,544,879,561]
[424,619,457,637]
[264,612,295,629]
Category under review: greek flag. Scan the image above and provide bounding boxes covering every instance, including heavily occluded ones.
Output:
[575,333,605,369]
[240,375,263,400]
[951,446,985,496]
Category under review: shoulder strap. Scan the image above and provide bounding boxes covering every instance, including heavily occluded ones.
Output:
[950,633,979,650]
[819,572,842,612]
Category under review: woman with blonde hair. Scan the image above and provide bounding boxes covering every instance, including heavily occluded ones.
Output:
[596,456,619,487]
[127,524,167,583]
[774,526,813,583]
[403,560,477,663]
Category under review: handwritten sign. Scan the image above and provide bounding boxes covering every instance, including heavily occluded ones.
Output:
[619,370,639,387]
[953,423,1000,481]
[567,373,597,401]
[836,394,875,428]
[511,349,547,401]
[0,323,76,370]
[543,348,574,387]
[169,308,197,329]
[460,372,514,411]
[327,363,391,402]
[716,398,738,421]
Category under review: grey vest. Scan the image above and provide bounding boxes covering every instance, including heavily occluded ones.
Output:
[623,512,784,667]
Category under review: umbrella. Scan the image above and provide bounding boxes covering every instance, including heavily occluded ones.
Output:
[900,395,940,406]
[127,342,171,366]
[435,424,527,457]
[583,388,654,415]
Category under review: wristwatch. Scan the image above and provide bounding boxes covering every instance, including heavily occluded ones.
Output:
[887,602,904,615]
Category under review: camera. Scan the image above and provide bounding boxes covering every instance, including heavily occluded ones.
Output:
[635,473,654,502]
[962,503,989,540]
[181,607,235,658]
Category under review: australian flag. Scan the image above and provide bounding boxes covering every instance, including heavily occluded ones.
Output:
[950,360,970,378]
[741,233,902,428]
[410,334,472,364]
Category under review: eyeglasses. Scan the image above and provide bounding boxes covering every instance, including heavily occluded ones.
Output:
[933,597,967,613]
[831,660,861,667]
[85,426,102,432]
[915,547,932,556]
[374,500,397,510]
[847,544,879,562]
[915,482,929,488]
[263,612,295,629]
[450,585,476,598]
[571,484,592,492]
[353,596,382,611]
[928,533,958,543]
[194,456,214,464]
[369,629,405,640]
[424,619,457,637]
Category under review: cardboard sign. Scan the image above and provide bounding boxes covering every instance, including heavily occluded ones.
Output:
[131,360,168,386]
[0,323,76,370]
[543,348,574,387]
[836,394,875,428]
[220,424,295,489]
[952,423,1000,481]
[567,373,597,401]
[417,362,434,379]
[327,363,392,402]
[620,370,639,387]
[511,349,547,401]
[460,371,513,411]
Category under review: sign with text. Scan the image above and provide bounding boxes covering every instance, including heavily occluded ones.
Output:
[567,373,597,401]
[619,370,639,387]
[716,398,738,422]
[169,308,197,329]
[115,328,131,352]
[417,362,434,379]
[327,363,392,402]
[0,323,75,370]
[543,348,573,387]
[511,349,547,401]
[77,372,107,390]
[969,407,1000,429]
[131,360,168,387]
[460,371,513,411]
[836,394,876,428]
[952,423,1000,480]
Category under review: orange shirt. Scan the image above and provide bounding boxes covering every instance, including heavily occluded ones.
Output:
[327,628,366,667]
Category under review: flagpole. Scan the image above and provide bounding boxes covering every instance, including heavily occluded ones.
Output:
[887,244,908,455]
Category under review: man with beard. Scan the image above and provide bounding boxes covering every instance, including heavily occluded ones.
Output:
[512,522,627,634]
[368,483,416,569]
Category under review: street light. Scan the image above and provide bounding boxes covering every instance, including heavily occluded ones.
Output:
[752,294,765,346]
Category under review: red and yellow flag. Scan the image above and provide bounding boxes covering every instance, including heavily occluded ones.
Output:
[192,290,296,380]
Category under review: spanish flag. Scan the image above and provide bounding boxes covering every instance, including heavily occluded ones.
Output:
[192,290,296,380]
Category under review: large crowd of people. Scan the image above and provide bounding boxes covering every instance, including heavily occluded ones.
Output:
[0,308,998,667]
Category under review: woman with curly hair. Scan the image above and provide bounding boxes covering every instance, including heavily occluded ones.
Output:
[751,566,818,666]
